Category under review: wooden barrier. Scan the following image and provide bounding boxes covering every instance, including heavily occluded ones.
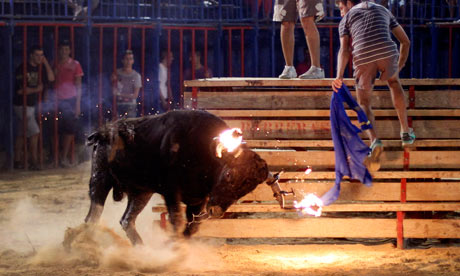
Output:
[154,78,460,248]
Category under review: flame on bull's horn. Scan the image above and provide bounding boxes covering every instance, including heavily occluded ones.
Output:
[294,193,324,217]
[215,128,243,158]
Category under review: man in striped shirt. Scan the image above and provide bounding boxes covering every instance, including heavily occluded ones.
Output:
[331,0,415,171]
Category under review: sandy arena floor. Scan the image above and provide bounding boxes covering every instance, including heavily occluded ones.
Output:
[1,162,460,276]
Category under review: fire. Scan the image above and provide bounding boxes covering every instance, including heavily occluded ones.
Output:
[217,128,242,154]
[294,193,323,217]
[304,167,312,174]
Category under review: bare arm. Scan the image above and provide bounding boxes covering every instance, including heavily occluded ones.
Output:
[75,76,82,117]
[391,25,410,72]
[332,35,351,92]
[42,57,55,82]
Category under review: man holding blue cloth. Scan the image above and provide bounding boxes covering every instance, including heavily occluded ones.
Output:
[332,0,415,171]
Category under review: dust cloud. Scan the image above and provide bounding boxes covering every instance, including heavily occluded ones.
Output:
[0,193,224,273]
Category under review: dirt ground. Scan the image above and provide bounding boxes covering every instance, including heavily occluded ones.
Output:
[1,162,460,276]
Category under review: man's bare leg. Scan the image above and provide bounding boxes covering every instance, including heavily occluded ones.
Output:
[387,76,410,134]
[280,21,295,66]
[356,88,378,142]
[300,16,321,68]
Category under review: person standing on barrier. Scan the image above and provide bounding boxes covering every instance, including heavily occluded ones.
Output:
[54,40,84,168]
[273,0,325,79]
[13,46,55,170]
[332,0,415,171]
[111,50,142,119]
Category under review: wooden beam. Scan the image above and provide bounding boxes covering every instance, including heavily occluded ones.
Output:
[258,151,460,169]
[184,90,460,109]
[209,109,460,117]
[224,119,460,139]
[404,219,460,238]
[243,182,460,202]
[193,218,397,238]
[246,139,460,148]
[278,171,460,180]
[184,78,460,88]
[152,202,460,213]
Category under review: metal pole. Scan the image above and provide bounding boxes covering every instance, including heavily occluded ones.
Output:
[5,20,14,171]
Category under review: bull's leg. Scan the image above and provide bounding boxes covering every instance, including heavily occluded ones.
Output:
[183,201,207,238]
[84,146,114,224]
[120,192,153,245]
[164,193,183,236]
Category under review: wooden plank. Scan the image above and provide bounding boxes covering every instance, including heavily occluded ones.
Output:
[184,90,460,109]
[194,218,397,238]
[225,119,460,139]
[209,109,460,117]
[246,139,460,148]
[184,78,460,88]
[257,151,460,169]
[152,202,460,213]
[278,171,460,180]
[243,182,460,202]
[404,219,460,238]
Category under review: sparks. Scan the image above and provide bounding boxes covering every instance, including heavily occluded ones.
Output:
[305,167,312,174]
[294,193,323,217]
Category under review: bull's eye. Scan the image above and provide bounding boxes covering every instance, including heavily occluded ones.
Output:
[225,170,232,182]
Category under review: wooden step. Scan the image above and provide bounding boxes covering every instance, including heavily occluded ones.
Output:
[152,202,460,213]
[245,139,460,148]
[257,150,460,169]
[224,119,460,139]
[184,78,460,87]
[184,90,460,109]
[244,181,460,202]
[208,109,460,117]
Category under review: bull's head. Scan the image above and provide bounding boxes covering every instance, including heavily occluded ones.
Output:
[207,145,269,218]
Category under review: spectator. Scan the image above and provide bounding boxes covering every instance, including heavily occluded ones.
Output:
[111,50,142,119]
[61,0,100,20]
[158,50,174,113]
[184,51,213,80]
[332,0,414,171]
[446,0,458,19]
[13,46,55,170]
[54,40,84,167]
[273,0,325,79]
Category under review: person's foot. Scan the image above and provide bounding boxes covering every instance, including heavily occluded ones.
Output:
[29,163,41,171]
[299,66,325,79]
[401,128,416,146]
[364,139,384,172]
[278,66,297,79]
[60,158,73,168]
[72,4,83,21]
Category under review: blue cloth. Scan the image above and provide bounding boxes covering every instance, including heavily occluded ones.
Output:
[320,83,373,206]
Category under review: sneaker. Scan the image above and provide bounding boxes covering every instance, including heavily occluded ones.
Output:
[299,66,325,79]
[279,66,297,79]
[364,139,384,172]
[72,4,83,20]
[401,128,416,146]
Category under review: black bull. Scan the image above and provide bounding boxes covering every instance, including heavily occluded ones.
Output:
[84,110,270,245]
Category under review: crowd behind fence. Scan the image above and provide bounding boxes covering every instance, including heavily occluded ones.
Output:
[1,1,460,171]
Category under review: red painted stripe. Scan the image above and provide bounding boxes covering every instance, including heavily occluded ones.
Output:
[241,28,245,77]
[98,27,103,127]
[141,27,145,116]
[228,29,232,77]
[22,26,28,170]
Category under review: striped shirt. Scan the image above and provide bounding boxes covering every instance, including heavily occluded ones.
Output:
[339,2,399,67]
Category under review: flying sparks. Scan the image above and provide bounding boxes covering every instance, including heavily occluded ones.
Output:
[215,128,243,158]
[294,193,323,217]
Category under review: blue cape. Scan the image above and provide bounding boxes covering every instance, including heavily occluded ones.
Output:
[320,84,373,206]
